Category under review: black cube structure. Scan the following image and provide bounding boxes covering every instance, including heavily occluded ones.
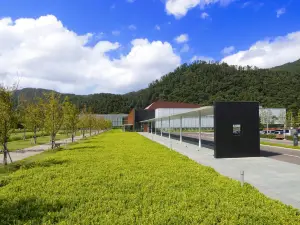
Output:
[214,102,260,158]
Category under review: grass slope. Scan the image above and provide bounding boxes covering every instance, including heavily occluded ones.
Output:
[0,131,300,224]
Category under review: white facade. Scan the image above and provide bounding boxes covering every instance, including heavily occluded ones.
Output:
[95,114,128,127]
[153,107,286,130]
[154,108,214,129]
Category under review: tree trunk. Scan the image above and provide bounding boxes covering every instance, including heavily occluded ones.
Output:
[72,133,74,142]
[23,128,26,140]
[82,129,85,138]
[51,134,55,149]
[34,127,37,145]
[90,127,91,136]
[3,142,8,165]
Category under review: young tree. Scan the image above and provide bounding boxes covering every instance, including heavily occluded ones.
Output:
[15,97,27,140]
[24,98,45,144]
[0,84,18,165]
[63,97,79,142]
[287,110,295,129]
[84,107,95,136]
[43,91,64,149]
[79,105,88,138]
[95,117,105,134]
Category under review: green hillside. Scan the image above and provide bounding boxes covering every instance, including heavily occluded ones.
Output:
[13,61,300,114]
[272,59,300,74]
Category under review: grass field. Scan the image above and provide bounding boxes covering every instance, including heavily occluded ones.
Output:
[261,141,300,150]
[0,130,300,224]
[1,131,82,152]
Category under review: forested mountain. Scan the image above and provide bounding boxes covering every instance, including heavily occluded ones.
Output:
[13,61,300,114]
[272,59,300,74]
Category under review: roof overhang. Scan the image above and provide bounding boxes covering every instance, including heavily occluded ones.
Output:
[139,106,214,123]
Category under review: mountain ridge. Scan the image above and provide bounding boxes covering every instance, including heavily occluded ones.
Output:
[12,60,300,114]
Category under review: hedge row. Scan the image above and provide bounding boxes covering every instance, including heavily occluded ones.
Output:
[260,134,300,141]
[8,131,49,142]
[0,131,299,224]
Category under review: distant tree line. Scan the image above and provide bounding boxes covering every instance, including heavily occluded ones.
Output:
[13,61,300,115]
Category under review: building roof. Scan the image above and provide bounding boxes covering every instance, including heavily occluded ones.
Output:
[144,101,200,110]
[140,106,213,123]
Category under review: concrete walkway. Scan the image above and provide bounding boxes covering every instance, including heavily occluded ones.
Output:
[1,131,101,164]
[140,132,300,210]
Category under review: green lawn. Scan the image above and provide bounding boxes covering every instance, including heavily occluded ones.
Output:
[261,141,300,150]
[2,132,81,152]
[0,130,299,224]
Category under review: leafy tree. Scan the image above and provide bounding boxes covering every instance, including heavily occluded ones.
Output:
[0,84,18,165]
[286,110,295,129]
[24,99,45,144]
[79,105,88,138]
[43,91,64,149]
[85,107,96,136]
[63,97,79,142]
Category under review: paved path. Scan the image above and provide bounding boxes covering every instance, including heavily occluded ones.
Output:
[140,132,300,210]
[1,131,101,164]
[170,132,300,165]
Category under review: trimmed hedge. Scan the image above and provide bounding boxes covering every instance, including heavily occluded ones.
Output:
[0,131,299,224]
[8,132,49,142]
[260,134,300,141]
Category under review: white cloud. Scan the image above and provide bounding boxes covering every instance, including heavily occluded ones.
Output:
[175,34,189,43]
[112,30,120,36]
[128,24,137,30]
[155,25,161,30]
[222,31,300,68]
[165,0,235,18]
[127,0,135,3]
[221,46,235,55]
[190,55,214,62]
[0,15,181,94]
[180,44,190,53]
[276,8,286,18]
[201,12,210,19]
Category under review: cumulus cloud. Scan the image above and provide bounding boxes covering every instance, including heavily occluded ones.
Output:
[221,46,235,55]
[155,25,161,30]
[165,0,235,18]
[222,31,300,68]
[175,34,189,43]
[0,15,181,94]
[276,8,286,18]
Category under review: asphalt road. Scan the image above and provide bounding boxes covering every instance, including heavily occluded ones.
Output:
[159,132,300,165]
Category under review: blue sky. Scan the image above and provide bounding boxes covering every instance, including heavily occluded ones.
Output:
[0,0,299,94]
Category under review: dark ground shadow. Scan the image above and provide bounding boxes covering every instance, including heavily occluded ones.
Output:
[154,132,282,158]
[0,197,68,225]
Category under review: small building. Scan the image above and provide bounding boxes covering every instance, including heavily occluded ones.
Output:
[94,114,128,127]
[125,100,201,131]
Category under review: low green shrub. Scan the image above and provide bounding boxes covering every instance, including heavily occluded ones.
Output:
[0,131,299,224]
[8,132,50,142]
[260,134,277,139]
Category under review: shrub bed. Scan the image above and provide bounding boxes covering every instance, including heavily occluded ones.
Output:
[260,134,300,141]
[8,132,49,142]
[0,131,299,224]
